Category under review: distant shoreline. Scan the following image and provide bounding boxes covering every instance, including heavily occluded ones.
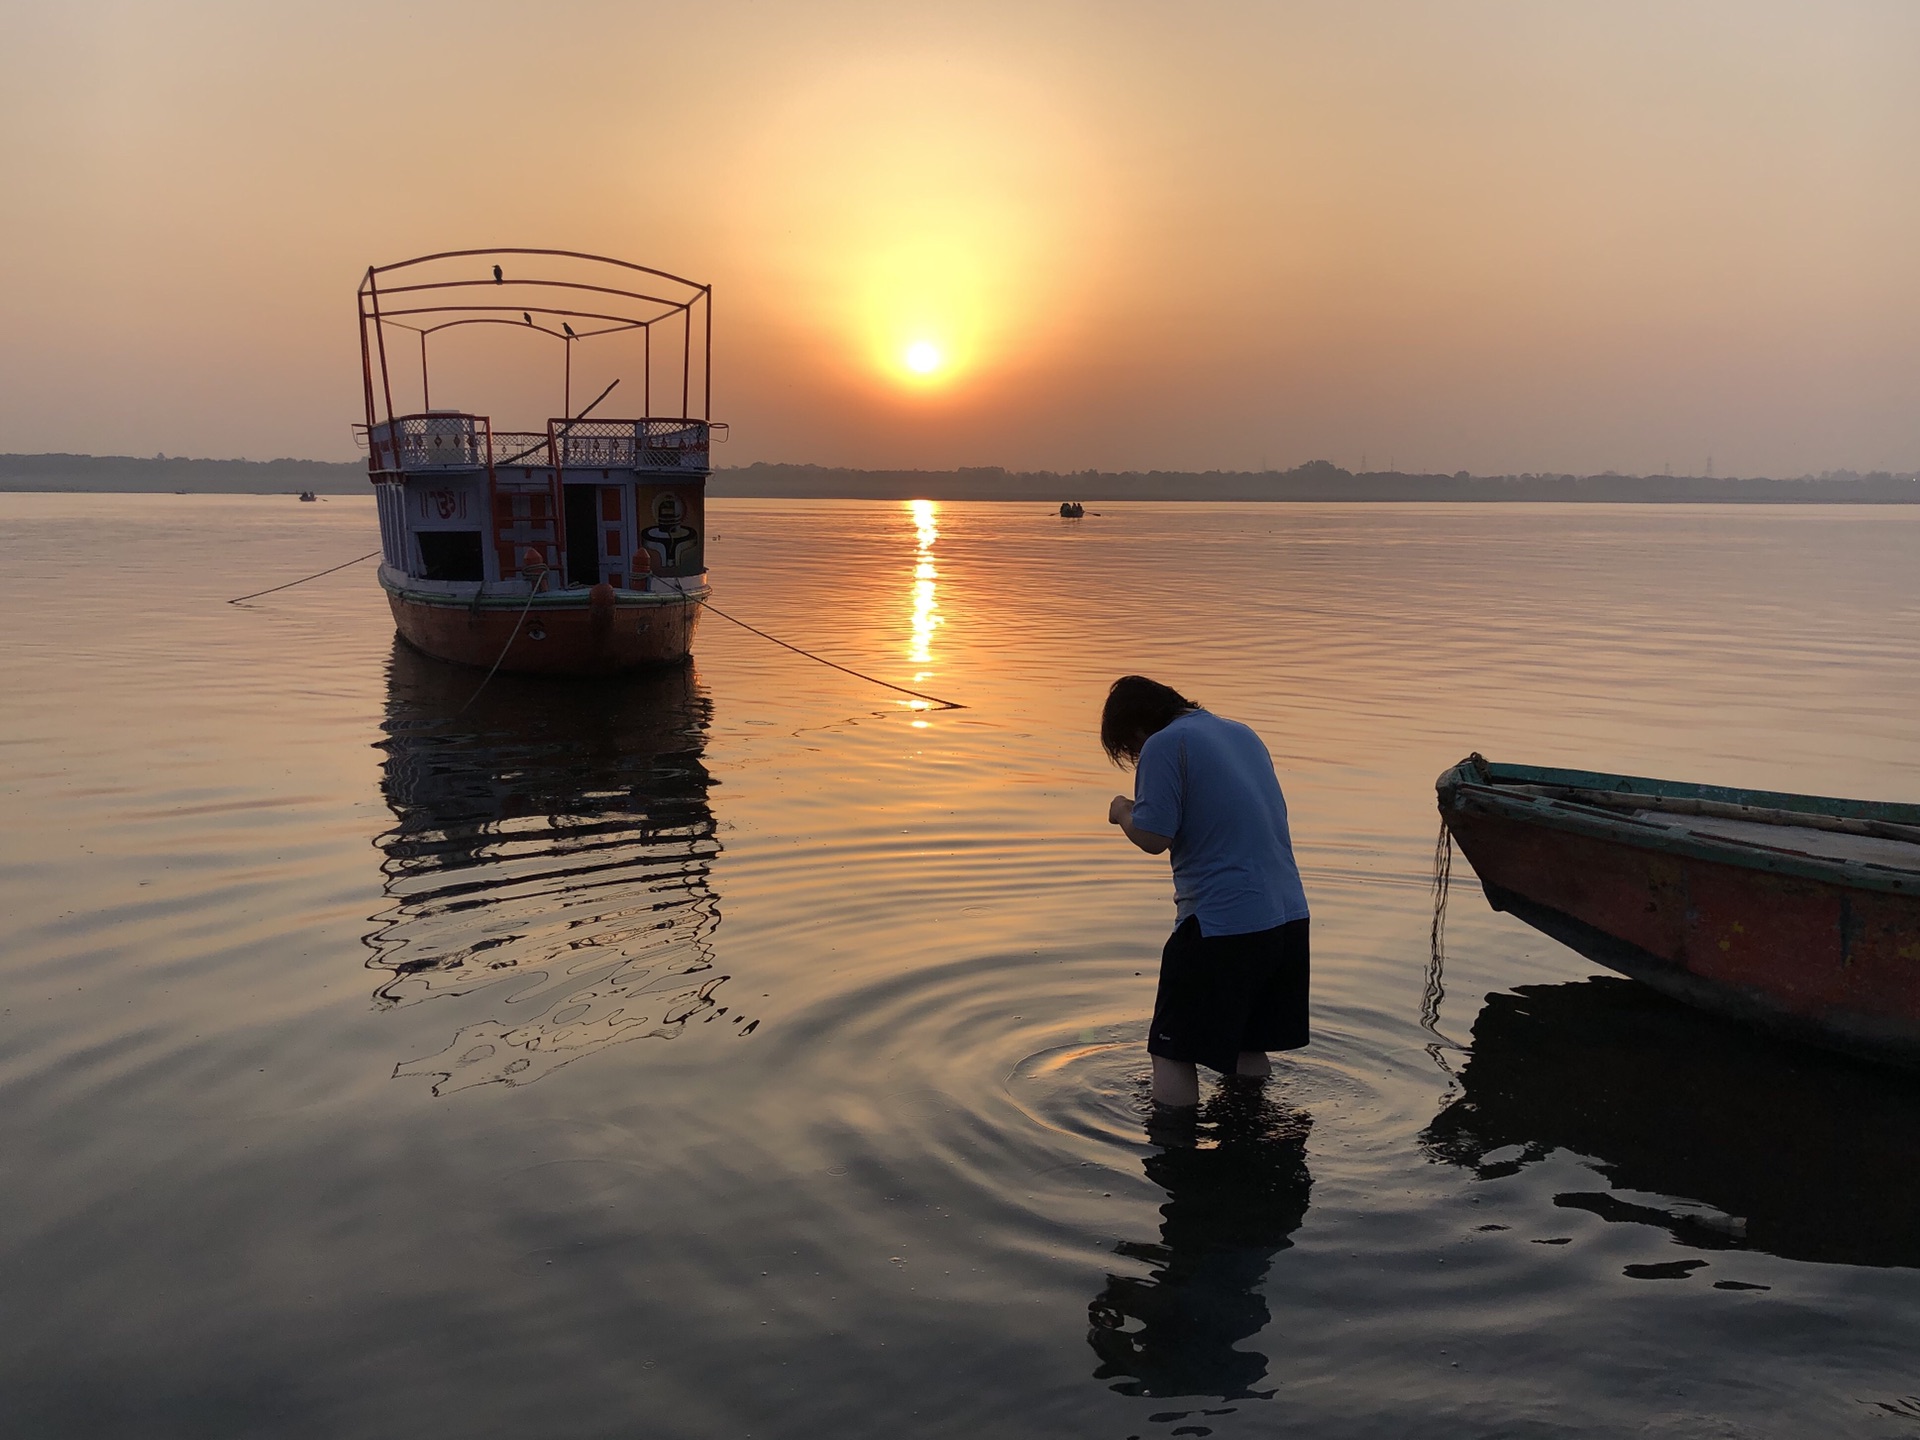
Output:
[2,453,1915,503]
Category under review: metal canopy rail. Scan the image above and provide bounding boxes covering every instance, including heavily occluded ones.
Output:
[356,247,713,434]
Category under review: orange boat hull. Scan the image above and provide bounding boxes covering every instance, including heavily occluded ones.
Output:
[386,588,701,675]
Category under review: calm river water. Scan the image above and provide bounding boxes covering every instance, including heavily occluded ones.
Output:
[4,495,1920,1439]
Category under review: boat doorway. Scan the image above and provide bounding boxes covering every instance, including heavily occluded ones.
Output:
[564,485,601,587]
[564,484,633,589]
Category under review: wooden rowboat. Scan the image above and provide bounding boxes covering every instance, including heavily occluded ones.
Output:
[1436,755,1920,1069]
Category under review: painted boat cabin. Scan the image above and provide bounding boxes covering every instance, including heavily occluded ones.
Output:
[367,413,709,596]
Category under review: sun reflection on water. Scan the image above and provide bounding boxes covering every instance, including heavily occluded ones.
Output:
[907,499,942,675]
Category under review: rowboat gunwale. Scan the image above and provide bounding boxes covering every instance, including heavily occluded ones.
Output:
[1438,757,1920,896]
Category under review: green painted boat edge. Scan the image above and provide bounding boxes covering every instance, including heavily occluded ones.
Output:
[1436,755,1920,827]
[1435,756,1920,896]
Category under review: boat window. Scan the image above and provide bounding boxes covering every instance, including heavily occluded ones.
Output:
[417,530,485,582]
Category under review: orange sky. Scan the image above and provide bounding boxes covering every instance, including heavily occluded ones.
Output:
[1,1,1915,475]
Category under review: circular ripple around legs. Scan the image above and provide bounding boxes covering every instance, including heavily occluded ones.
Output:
[1005,1041,1157,1153]
[735,943,1421,1267]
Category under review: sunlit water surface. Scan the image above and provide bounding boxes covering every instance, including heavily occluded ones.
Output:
[4,495,1920,1438]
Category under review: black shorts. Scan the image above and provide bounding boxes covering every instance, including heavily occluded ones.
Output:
[1147,915,1310,1074]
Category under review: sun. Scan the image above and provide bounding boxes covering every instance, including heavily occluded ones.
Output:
[883,327,963,392]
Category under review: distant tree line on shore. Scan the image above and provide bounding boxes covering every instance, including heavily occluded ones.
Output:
[709,459,1920,503]
[2,452,1916,503]
[0,452,365,494]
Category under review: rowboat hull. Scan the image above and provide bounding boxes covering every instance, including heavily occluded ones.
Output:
[383,570,702,675]
[1437,758,1920,1069]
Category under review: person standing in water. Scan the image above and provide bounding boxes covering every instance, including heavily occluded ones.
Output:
[1103,676,1310,1108]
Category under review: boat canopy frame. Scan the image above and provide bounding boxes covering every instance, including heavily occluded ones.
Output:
[356,248,713,439]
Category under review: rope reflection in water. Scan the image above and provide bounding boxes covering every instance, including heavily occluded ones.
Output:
[363,640,740,1095]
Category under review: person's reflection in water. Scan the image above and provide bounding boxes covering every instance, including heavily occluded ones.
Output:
[365,640,733,1094]
[1088,1082,1312,1402]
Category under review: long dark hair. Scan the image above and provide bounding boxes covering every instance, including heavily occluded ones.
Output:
[1101,675,1197,767]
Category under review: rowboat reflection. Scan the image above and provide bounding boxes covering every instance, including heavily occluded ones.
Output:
[1088,1089,1312,1401]
[1422,977,1920,1268]
[365,639,733,1094]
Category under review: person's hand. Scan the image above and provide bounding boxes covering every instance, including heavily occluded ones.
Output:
[1108,795,1133,826]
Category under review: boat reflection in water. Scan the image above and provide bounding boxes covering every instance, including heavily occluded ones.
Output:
[1088,1089,1313,1401]
[1422,977,1920,1268]
[366,639,729,1095]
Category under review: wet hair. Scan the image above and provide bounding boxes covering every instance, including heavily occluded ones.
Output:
[1101,675,1198,767]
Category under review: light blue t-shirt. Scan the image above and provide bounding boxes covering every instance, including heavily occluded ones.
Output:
[1129,709,1309,937]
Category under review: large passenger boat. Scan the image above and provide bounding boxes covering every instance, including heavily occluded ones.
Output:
[355,249,719,674]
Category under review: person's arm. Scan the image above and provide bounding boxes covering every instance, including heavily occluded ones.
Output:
[1108,795,1173,855]
[1112,730,1182,855]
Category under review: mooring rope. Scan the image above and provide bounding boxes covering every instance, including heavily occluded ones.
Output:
[697,598,967,710]
[1423,819,1454,1037]
[226,553,968,712]
[227,550,380,604]
[1419,818,1473,1074]
[458,569,550,715]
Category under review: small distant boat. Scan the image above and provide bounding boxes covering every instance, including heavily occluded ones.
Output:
[1436,755,1920,1069]
[1058,501,1084,518]
[298,490,317,502]
[354,248,723,675]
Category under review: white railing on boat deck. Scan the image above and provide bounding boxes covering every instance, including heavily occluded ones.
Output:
[553,419,710,471]
[489,432,553,469]
[366,415,710,474]
[368,414,490,472]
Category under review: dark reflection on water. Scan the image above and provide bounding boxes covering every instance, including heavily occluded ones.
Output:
[1422,977,1920,1269]
[366,640,734,1093]
[1089,1086,1313,1402]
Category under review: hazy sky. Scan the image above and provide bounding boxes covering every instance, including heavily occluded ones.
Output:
[2,0,1915,474]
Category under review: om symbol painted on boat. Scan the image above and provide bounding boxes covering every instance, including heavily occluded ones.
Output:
[414,486,466,522]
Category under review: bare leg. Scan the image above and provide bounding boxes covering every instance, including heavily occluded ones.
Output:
[1235,1050,1271,1078]
[1151,1054,1200,1108]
